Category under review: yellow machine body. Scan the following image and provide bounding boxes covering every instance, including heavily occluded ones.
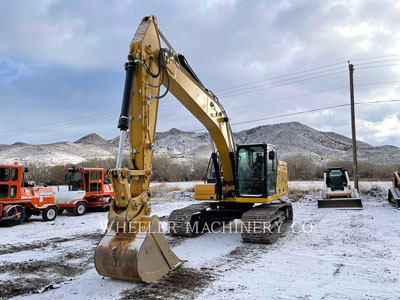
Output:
[95,15,290,283]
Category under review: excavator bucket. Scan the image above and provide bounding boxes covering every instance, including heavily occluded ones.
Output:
[388,188,400,209]
[317,198,363,209]
[95,215,183,283]
[317,192,363,209]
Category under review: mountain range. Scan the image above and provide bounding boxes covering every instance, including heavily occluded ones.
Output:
[1,122,398,166]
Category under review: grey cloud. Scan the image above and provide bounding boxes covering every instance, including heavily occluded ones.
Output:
[0,0,399,147]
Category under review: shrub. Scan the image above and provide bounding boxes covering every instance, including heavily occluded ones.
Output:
[283,155,399,181]
[25,156,209,185]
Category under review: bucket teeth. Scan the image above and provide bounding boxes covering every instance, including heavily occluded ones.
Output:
[95,215,183,283]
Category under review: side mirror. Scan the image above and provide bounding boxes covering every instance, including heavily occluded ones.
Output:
[24,167,29,173]
[269,151,275,160]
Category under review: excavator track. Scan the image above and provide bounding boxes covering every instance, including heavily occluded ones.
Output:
[168,201,253,237]
[168,202,214,237]
[241,202,293,244]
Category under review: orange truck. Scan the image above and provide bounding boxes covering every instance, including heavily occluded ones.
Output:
[0,163,58,226]
[56,166,114,215]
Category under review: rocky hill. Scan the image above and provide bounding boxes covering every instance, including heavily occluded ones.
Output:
[1,122,399,166]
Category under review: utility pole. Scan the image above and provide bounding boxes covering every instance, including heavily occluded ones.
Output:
[348,62,359,191]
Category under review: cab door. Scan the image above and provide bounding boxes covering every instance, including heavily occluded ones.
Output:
[89,170,103,193]
[89,171,98,193]
[267,150,276,196]
[236,145,266,197]
[83,171,90,192]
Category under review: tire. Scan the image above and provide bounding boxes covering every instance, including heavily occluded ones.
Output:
[5,205,25,226]
[73,202,87,216]
[42,206,58,222]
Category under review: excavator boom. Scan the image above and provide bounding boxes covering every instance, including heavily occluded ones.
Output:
[94,15,235,283]
[95,16,187,283]
[95,15,293,283]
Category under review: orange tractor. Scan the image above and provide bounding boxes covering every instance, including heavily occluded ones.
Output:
[0,163,58,226]
[56,166,114,215]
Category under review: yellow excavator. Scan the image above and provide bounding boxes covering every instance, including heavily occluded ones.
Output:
[94,15,293,283]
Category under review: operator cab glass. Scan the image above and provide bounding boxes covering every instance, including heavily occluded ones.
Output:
[236,144,277,198]
[0,168,11,199]
[89,170,102,192]
[267,150,277,195]
[0,168,10,181]
[0,185,8,198]
[237,145,264,196]
[68,171,84,191]
[327,169,347,190]
[11,168,18,181]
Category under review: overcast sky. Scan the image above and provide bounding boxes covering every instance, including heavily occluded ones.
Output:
[1,0,400,146]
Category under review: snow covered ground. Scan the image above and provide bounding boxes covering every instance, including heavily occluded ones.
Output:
[1,181,398,300]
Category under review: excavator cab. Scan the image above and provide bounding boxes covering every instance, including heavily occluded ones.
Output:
[236,144,277,198]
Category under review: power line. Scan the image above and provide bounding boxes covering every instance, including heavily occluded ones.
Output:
[4,78,400,141]
[355,79,400,87]
[3,55,400,142]
[216,64,347,92]
[36,54,395,114]
[218,66,347,96]
[190,99,400,131]
[5,98,400,143]
[215,54,400,93]
[160,80,400,113]
[233,80,400,108]
[220,62,400,99]
[355,58,400,66]
[219,70,348,99]
[0,97,180,136]
[356,63,400,70]
[350,54,400,62]
[0,111,117,135]
[0,116,118,140]
[230,99,400,127]
[228,86,349,110]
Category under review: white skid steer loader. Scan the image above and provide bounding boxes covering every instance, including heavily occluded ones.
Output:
[318,168,363,209]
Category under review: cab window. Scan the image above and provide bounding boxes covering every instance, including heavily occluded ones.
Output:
[10,185,17,198]
[11,168,18,181]
[90,171,97,181]
[68,172,84,191]
[267,150,276,195]
[0,185,8,198]
[0,168,10,181]
[237,146,265,197]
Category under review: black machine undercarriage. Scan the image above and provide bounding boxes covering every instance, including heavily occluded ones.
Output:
[168,201,293,244]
